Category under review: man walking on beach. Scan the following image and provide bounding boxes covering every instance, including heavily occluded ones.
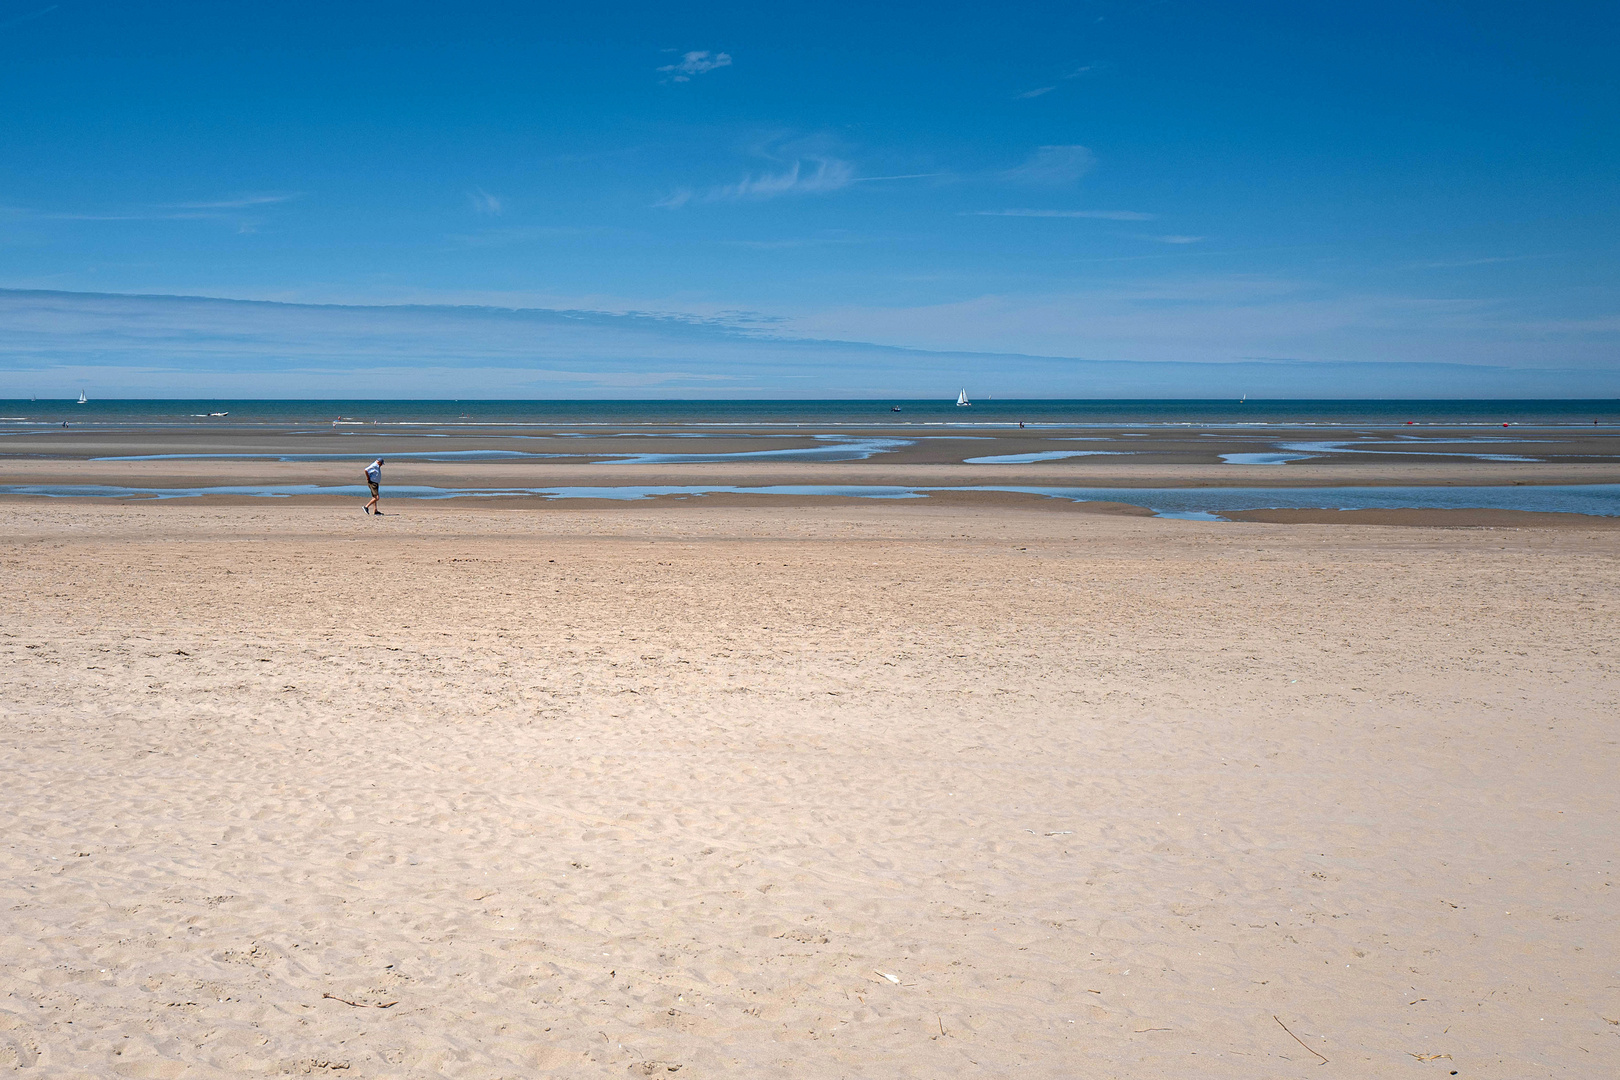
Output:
[364,458,384,515]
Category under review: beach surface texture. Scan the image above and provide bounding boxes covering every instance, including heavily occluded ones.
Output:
[2,500,1616,1078]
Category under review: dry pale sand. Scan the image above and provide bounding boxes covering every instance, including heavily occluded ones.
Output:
[1,502,1616,1079]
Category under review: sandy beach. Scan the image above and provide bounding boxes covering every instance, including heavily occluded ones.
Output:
[10,0,1619,1071]
[2,499,1616,1077]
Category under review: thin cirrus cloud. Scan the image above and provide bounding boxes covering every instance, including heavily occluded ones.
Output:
[165,192,302,210]
[717,158,853,199]
[657,50,732,82]
[1153,234,1206,244]
[658,157,855,207]
[974,209,1157,221]
[1015,65,1094,99]
[8,288,1614,398]
[446,225,599,248]
[721,235,869,250]
[8,192,302,221]
[0,4,58,31]
[468,189,503,215]
[1415,254,1550,269]
[1002,145,1096,185]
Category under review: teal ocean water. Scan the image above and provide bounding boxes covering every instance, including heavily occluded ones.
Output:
[3,399,1618,429]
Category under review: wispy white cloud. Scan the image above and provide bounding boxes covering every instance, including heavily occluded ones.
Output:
[0,4,57,31]
[521,368,740,388]
[774,274,1620,372]
[1152,234,1206,244]
[468,188,503,215]
[721,234,869,249]
[6,287,1611,399]
[658,50,732,82]
[1015,63,1096,100]
[974,209,1156,220]
[1012,61,1098,100]
[714,157,854,199]
[447,225,601,248]
[21,210,175,222]
[659,158,856,206]
[166,192,302,210]
[4,192,303,222]
[856,172,942,183]
[1003,145,1095,185]
[1414,254,1550,269]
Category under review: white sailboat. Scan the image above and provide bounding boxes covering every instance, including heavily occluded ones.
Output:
[76,389,87,404]
[956,388,971,407]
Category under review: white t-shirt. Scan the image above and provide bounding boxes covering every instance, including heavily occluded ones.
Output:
[365,461,382,483]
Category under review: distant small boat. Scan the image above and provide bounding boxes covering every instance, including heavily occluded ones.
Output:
[209,411,228,417]
[956,388,971,407]
[891,405,902,412]
[1239,393,1246,404]
[76,390,87,404]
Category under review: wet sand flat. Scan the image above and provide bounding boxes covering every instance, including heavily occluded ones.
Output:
[1,502,1616,1077]
[4,455,1620,496]
[4,421,1620,491]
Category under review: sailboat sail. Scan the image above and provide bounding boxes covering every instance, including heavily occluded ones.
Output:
[956,388,970,407]
[76,390,87,404]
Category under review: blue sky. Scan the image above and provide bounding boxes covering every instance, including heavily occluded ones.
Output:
[1,1,1616,397]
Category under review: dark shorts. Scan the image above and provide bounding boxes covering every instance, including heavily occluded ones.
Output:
[368,481,379,495]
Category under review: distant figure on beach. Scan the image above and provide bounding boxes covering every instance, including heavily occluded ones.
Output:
[364,458,384,515]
